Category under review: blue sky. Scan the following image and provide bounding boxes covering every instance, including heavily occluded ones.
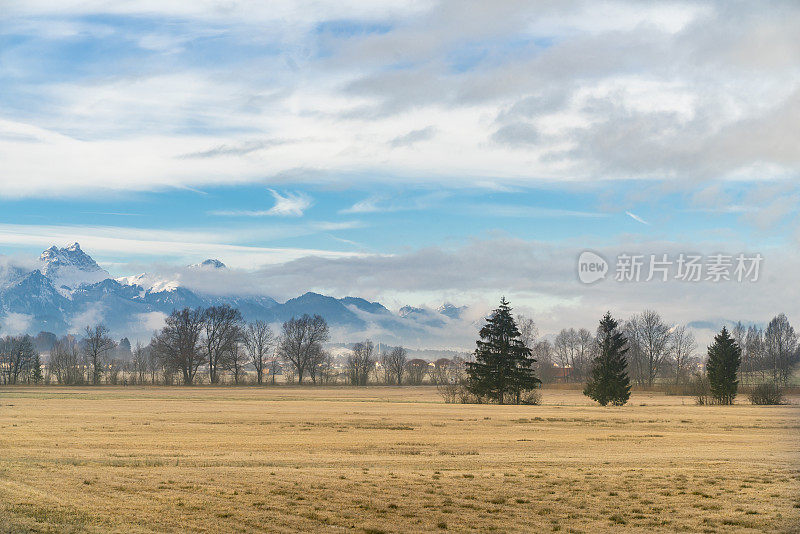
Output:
[1,1,799,338]
[0,181,780,269]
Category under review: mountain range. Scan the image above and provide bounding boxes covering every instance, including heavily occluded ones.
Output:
[0,244,469,344]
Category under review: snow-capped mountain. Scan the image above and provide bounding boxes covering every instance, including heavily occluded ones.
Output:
[39,243,109,289]
[191,259,227,270]
[0,245,468,343]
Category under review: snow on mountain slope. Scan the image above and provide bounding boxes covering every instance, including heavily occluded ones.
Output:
[39,243,109,288]
[191,259,227,270]
[116,273,180,294]
[0,245,469,345]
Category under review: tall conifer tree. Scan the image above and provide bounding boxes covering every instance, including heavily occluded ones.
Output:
[706,327,741,405]
[584,312,631,406]
[466,298,540,404]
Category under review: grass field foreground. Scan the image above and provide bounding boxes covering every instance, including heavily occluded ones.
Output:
[0,386,798,533]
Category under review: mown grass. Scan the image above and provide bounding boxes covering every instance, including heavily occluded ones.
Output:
[0,386,798,533]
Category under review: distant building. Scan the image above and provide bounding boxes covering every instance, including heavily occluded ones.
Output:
[552,365,573,382]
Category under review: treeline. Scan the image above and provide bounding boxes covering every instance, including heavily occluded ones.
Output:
[25,306,453,387]
[0,335,43,385]
[528,311,799,388]
[3,302,799,395]
[450,299,798,406]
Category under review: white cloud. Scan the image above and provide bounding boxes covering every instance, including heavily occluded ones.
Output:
[209,190,313,217]
[1,233,797,349]
[78,233,785,348]
[265,190,312,217]
[339,191,449,215]
[0,222,366,270]
[626,211,650,225]
[135,311,168,334]
[340,196,384,214]
[69,304,106,334]
[389,126,437,148]
[1,313,34,336]
[0,2,797,198]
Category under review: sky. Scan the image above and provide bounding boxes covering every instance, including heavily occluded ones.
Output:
[1,0,799,345]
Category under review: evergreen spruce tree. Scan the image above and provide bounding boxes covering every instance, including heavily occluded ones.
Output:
[584,312,631,406]
[706,327,741,405]
[466,297,540,404]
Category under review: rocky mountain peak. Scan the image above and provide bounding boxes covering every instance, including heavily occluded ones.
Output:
[191,259,227,270]
[38,243,108,288]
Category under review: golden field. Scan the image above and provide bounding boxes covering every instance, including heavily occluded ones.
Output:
[0,386,798,533]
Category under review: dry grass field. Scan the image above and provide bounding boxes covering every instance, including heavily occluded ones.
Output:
[0,386,798,533]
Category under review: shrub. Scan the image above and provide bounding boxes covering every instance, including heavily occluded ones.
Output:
[690,374,712,405]
[748,382,786,405]
[436,379,461,403]
[519,389,542,405]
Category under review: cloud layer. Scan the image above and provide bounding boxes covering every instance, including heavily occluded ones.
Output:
[1,1,798,198]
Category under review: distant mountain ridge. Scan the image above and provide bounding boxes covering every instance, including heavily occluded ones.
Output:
[0,244,466,342]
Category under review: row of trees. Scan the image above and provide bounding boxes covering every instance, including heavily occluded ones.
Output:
[41,309,272,387]
[541,311,696,387]
[582,315,748,406]
[7,301,799,392]
[35,310,452,387]
[150,306,281,385]
[460,298,791,407]
[538,311,798,388]
[731,315,798,386]
[150,308,437,386]
[461,299,626,406]
[0,335,42,385]
[3,328,135,386]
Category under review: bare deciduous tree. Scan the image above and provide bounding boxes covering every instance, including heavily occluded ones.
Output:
[307,344,328,384]
[202,305,243,384]
[132,341,148,384]
[405,358,429,385]
[745,325,765,384]
[434,357,468,403]
[346,340,375,386]
[764,313,799,386]
[267,356,281,385]
[626,310,671,387]
[147,341,162,384]
[382,346,407,385]
[278,314,329,383]
[152,308,204,385]
[0,335,37,385]
[49,337,83,385]
[244,321,274,385]
[226,343,249,384]
[83,325,116,385]
[554,329,575,373]
[554,328,592,381]
[532,340,556,383]
[517,315,538,350]
[670,325,696,385]
[574,328,594,382]
[318,351,336,384]
[107,358,123,384]
[732,321,747,384]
